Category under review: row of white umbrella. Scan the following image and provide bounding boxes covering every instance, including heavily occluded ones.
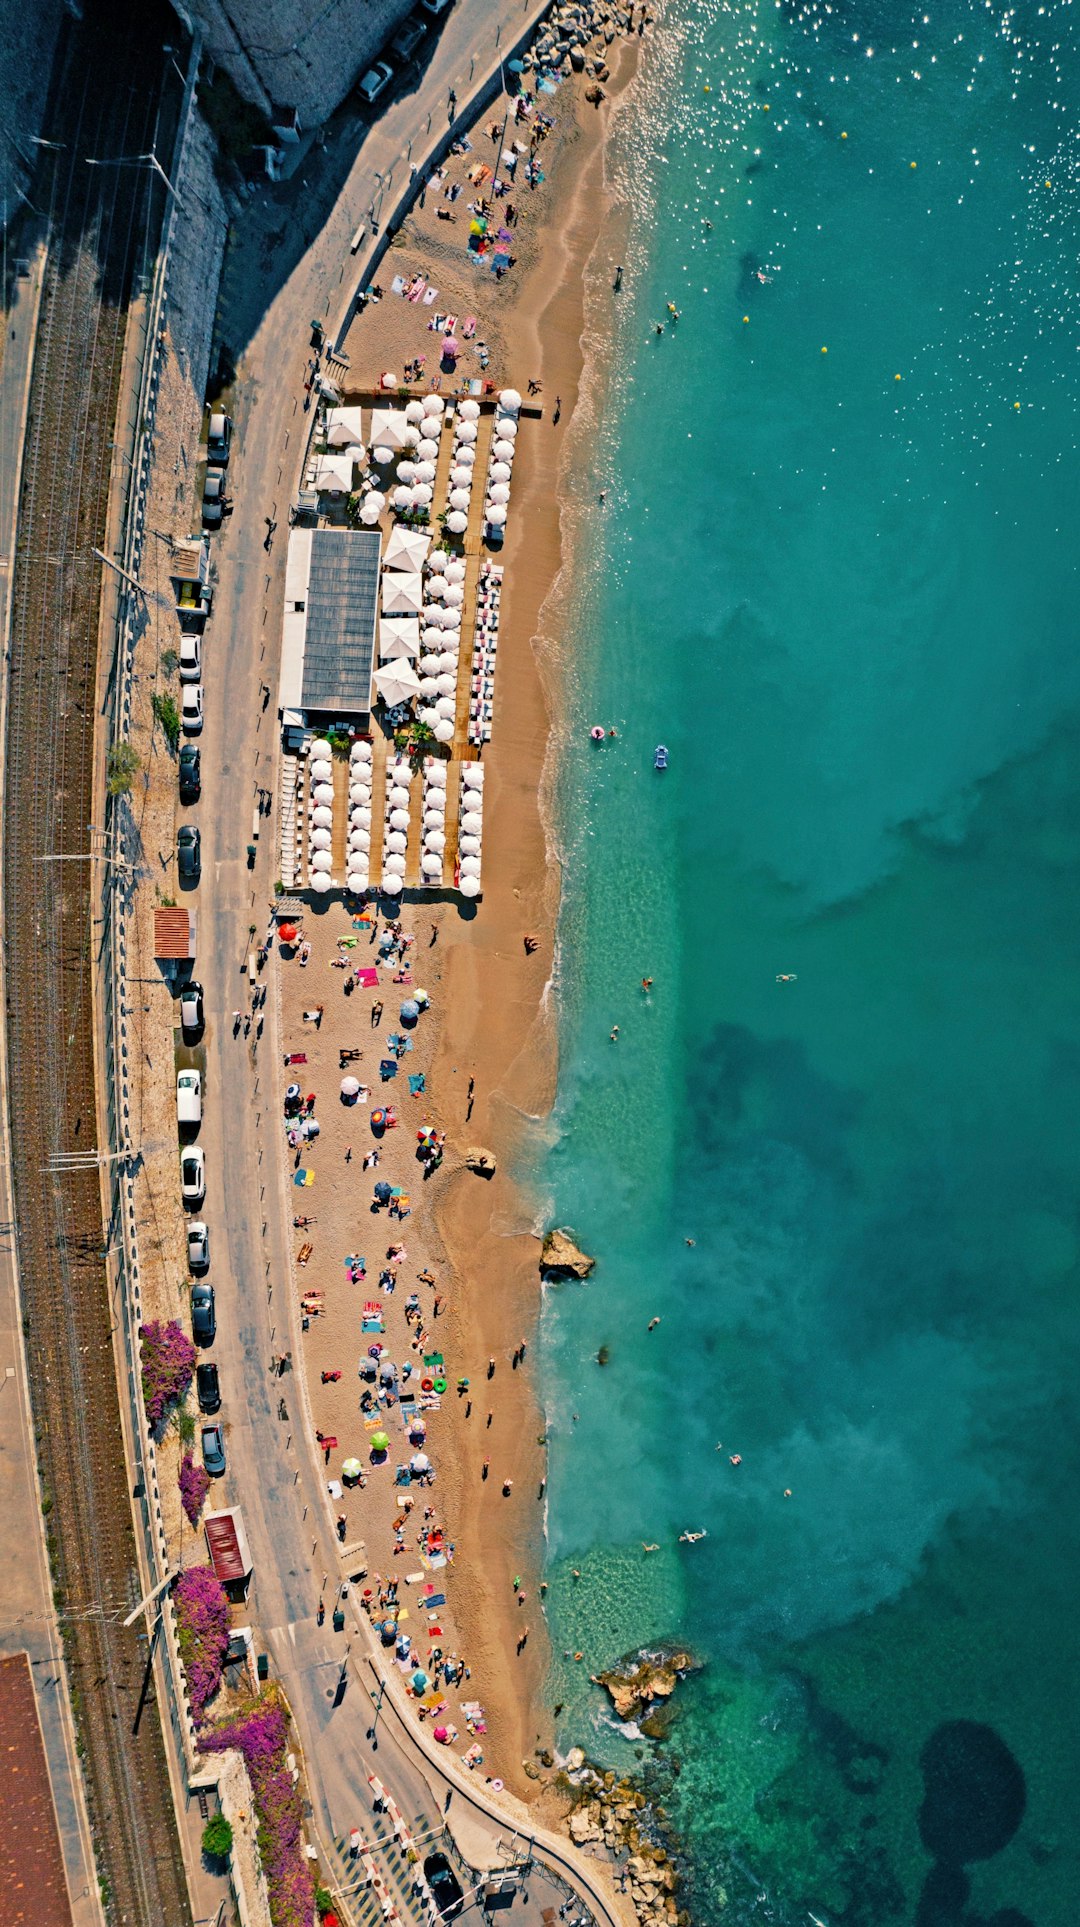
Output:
[381,753,413,895]
[419,756,447,886]
[483,400,520,531]
[308,737,337,885]
[444,399,482,536]
[457,762,485,899]
[346,737,374,892]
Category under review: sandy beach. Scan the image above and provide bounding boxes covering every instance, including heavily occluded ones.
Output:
[285,22,645,1801]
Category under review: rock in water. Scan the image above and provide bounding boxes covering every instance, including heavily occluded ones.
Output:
[597,1650,698,1722]
[540,1228,596,1278]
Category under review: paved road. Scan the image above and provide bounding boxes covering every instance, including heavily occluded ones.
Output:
[181,5,625,1926]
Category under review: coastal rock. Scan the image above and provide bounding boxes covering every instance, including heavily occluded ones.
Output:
[570,48,586,70]
[596,1650,698,1722]
[540,1228,596,1279]
[569,1810,604,1846]
[464,1145,497,1177]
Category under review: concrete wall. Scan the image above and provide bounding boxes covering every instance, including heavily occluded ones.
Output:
[179,0,417,126]
[0,0,67,231]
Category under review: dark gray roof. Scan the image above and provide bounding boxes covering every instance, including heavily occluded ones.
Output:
[300,528,380,712]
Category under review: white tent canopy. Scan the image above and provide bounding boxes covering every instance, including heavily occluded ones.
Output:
[383,524,431,572]
[311,452,355,494]
[381,572,424,615]
[325,405,365,448]
[372,662,422,705]
[379,617,421,660]
[368,407,412,452]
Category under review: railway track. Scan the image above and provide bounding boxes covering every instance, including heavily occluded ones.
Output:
[2,4,192,1921]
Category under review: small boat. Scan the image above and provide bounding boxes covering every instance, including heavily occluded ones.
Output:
[654,744,669,770]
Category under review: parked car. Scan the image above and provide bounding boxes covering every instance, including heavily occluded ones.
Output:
[391,15,427,60]
[201,1422,226,1476]
[187,1221,210,1272]
[424,1854,464,1919]
[196,1361,221,1412]
[177,1068,202,1126]
[202,470,226,527]
[191,1280,215,1341]
[179,979,204,1034]
[181,1146,205,1206]
[179,633,201,682]
[358,59,394,103]
[181,684,204,734]
[179,743,201,800]
[206,411,232,466]
[177,823,201,881]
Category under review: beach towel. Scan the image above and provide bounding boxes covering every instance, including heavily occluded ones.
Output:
[441,314,458,335]
[462,317,477,339]
[422,286,439,305]
[285,1052,308,1064]
[356,966,379,988]
[428,312,447,331]
[408,280,427,303]
[293,1169,314,1186]
[408,1073,426,1095]
[423,1593,446,1610]
[391,274,407,295]
[379,1059,398,1080]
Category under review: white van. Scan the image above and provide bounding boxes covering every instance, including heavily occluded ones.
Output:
[177,1069,202,1127]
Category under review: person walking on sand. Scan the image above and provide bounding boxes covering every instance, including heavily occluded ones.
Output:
[502,1479,513,1496]
[371,999,383,1028]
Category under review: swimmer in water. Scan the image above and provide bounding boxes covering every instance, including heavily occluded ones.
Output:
[678,1529,707,1544]
[642,1543,660,1553]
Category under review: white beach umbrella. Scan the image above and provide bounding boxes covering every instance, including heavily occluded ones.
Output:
[448,488,471,512]
[465,761,485,781]
[445,559,467,584]
[416,438,439,461]
[459,833,481,856]
[486,504,508,527]
[351,808,372,829]
[427,764,448,789]
[372,662,422,705]
[384,852,406,876]
[382,874,403,895]
[496,415,519,438]
[402,424,421,448]
[310,826,332,851]
[462,783,484,807]
[310,849,333,873]
[460,855,482,878]
[446,511,468,534]
[459,873,480,898]
[426,575,446,601]
[420,854,443,879]
[360,501,381,524]
[455,444,477,468]
[422,394,444,418]
[461,810,483,835]
[419,676,439,698]
[450,466,473,490]
[313,782,334,805]
[423,625,445,649]
[424,829,447,852]
[405,399,426,424]
[455,420,478,445]
[499,388,522,412]
[388,783,411,807]
[488,482,510,506]
[434,649,456,672]
[410,485,433,508]
[491,439,515,464]
[392,485,413,510]
[372,445,394,465]
[436,673,457,696]
[489,462,512,484]
[443,582,464,606]
[348,829,369,851]
[413,460,436,484]
[435,697,456,720]
[310,757,333,781]
[386,830,408,854]
[349,783,371,805]
[440,607,461,631]
[311,872,333,893]
[367,490,387,510]
[350,739,372,762]
[458,399,481,421]
[310,738,333,758]
[312,805,333,828]
[424,811,446,833]
[397,460,417,485]
[428,547,449,570]
[389,807,410,830]
[420,654,443,675]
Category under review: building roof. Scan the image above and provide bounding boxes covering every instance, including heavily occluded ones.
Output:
[279,527,381,717]
[0,1653,74,1927]
[205,1507,253,1583]
[154,908,196,959]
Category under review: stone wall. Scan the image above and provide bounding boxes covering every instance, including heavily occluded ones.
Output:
[181,0,416,127]
[0,0,66,230]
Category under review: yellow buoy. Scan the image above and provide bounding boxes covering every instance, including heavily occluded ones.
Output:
[704,83,711,92]
[910,161,917,170]
[841,131,848,140]
[895,374,902,381]
[763,103,770,111]
[821,346,828,355]
[1014,401,1021,410]
[743,315,749,324]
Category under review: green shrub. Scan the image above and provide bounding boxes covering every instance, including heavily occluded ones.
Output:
[151,692,181,753]
[202,1811,233,1859]
[161,647,178,675]
[107,742,140,795]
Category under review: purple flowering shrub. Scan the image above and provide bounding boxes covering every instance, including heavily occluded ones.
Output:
[174,1565,230,1722]
[201,1692,315,1927]
[179,1451,211,1527]
[139,1319,196,1429]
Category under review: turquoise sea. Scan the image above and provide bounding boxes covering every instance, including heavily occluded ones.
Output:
[533,3,1080,1923]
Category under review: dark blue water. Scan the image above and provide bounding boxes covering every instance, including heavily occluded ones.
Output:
[534,2,1080,1922]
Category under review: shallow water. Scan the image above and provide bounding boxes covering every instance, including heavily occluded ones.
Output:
[534,3,1080,1922]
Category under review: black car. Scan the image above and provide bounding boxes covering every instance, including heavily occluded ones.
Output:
[179,743,201,800]
[201,1422,226,1476]
[196,1361,221,1412]
[191,1282,216,1344]
[178,823,201,881]
[180,979,204,1034]
[424,1854,464,1919]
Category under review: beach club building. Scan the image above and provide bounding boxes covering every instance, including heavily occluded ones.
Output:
[278,526,381,737]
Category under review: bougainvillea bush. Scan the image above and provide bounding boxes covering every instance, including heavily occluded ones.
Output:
[139,1320,195,1428]
[179,1451,211,1527]
[174,1565,230,1723]
[201,1693,315,1927]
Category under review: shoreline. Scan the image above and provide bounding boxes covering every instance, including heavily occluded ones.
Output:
[428,36,644,1791]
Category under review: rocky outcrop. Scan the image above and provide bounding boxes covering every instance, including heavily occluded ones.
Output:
[596,1650,698,1723]
[540,1229,595,1279]
[464,1146,497,1177]
[563,1773,680,1927]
